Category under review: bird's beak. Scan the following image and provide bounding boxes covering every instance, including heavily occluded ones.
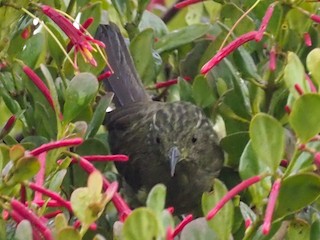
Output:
[169,146,181,177]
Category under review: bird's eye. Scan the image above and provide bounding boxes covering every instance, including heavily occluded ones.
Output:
[156,137,161,144]
[191,136,197,143]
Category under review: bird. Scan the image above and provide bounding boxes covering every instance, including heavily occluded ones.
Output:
[95,23,224,215]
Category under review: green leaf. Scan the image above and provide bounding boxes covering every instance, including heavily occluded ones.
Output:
[0,218,6,240]
[155,24,210,53]
[239,141,271,207]
[284,52,308,98]
[180,218,218,240]
[80,2,101,35]
[274,173,320,219]
[146,184,166,213]
[220,131,249,167]
[139,11,168,38]
[85,93,113,139]
[57,227,81,240]
[123,208,159,240]
[40,64,61,117]
[311,219,320,240]
[250,113,285,173]
[14,220,32,240]
[192,75,215,108]
[233,47,262,81]
[6,157,40,186]
[46,23,66,67]
[63,73,99,123]
[289,94,320,143]
[202,179,233,240]
[306,48,320,87]
[186,3,204,25]
[18,32,46,68]
[286,219,310,240]
[70,171,108,229]
[178,77,193,103]
[54,213,68,233]
[130,29,158,85]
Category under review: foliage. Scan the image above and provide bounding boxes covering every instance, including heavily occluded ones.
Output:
[0,0,320,239]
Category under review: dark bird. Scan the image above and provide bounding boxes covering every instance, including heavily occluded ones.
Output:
[95,23,224,215]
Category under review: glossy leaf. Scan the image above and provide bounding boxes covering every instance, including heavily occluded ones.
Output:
[63,73,99,123]
[123,208,159,240]
[289,94,320,143]
[239,141,271,207]
[192,75,215,108]
[274,173,320,219]
[306,48,320,87]
[57,227,81,240]
[202,179,233,240]
[286,219,310,240]
[6,157,40,186]
[155,24,210,53]
[284,52,309,98]
[130,28,158,85]
[146,184,166,213]
[85,93,113,139]
[14,220,32,240]
[250,113,285,173]
[180,218,217,240]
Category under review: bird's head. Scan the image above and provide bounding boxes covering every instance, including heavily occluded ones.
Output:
[147,102,223,177]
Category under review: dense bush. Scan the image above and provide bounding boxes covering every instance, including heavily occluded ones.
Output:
[0,0,320,239]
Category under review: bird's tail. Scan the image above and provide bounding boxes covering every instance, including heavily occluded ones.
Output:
[95,23,150,107]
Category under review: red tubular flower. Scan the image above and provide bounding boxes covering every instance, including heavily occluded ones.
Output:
[28,183,72,212]
[201,31,258,74]
[280,159,288,168]
[67,17,94,52]
[262,179,281,235]
[97,71,112,81]
[43,210,63,219]
[245,218,252,228]
[304,32,312,47]
[174,0,202,9]
[294,83,304,95]
[30,138,83,156]
[284,105,291,114]
[206,175,263,220]
[11,210,42,240]
[34,153,46,202]
[41,5,105,67]
[269,46,276,71]
[314,152,320,168]
[166,227,174,240]
[33,200,65,208]
[11,199,53,240]
[255,4,275,41]
[310,14,320,23]
[173,214,193,237]
[167,206,175,214]
[305,74,317,93]
[78,154,129,162]
[21,26,31,39]
[23,65,56,112]
[0,115,16,138]
[151,77,191,89]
